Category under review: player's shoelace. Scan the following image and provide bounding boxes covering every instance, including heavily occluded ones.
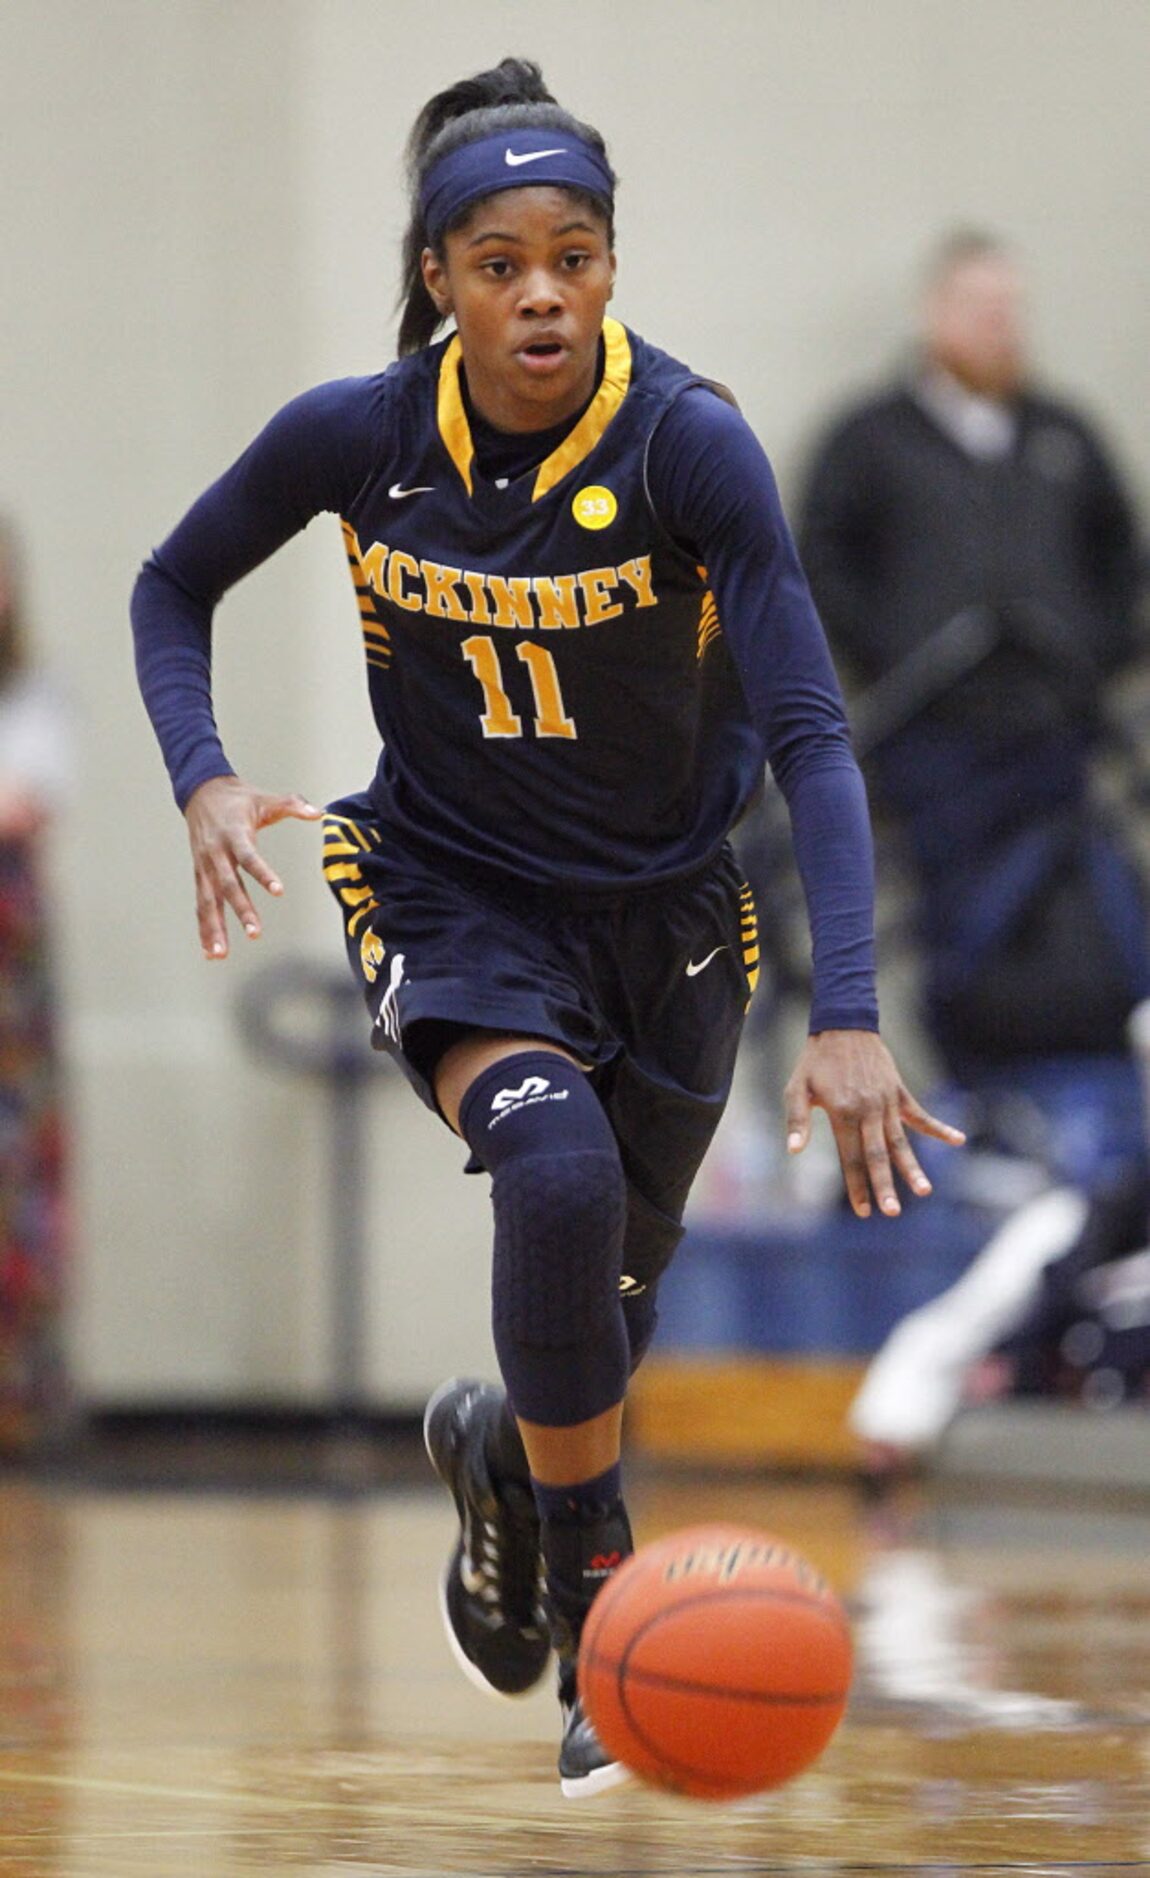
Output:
[463,1485,545,1634]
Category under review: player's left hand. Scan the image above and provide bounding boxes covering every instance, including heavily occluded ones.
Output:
[783,1029,965,1219]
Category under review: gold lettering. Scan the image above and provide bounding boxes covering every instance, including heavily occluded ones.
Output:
[354,550,653,630]
[617,555,656,608]
[578,567,623,626]
[488,575,535,630]
[387,550,422,611]
[358,542,389,596]
[461,570,493,625]
[420,559,469,622]
[532,575,580,630]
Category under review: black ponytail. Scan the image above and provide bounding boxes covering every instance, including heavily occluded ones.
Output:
[396,57,616,355]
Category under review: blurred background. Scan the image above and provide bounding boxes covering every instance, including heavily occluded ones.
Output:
[3,0,1150,1478]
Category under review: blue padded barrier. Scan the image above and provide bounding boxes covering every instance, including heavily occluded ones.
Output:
[654,1202,994,1356]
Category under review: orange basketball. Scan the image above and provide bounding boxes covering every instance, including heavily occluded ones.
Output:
[578,1522,852,1801]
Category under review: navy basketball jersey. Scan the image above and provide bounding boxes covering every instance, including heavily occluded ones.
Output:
[339,319,765,890]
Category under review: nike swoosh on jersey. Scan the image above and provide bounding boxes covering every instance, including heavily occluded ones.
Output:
[504,147,568,166]
[685,945,728,977]
[388,482,435,499]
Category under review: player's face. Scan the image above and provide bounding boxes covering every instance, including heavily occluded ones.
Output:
[422,188,616,433]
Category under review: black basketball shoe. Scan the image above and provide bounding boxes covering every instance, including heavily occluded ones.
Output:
[544,1498,634,1798]
[423,1378,551,1699]
[557,1659,631,1798]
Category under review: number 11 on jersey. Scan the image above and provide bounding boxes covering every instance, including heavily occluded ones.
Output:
[462,635,577,739]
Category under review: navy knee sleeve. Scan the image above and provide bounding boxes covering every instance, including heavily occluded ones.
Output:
[621,1181,685,1290]
[622,1287,660,1372]
[460,1053,629,1426]
[618,1182,683,1371]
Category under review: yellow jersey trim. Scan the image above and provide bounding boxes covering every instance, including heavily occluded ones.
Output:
[532,319,631,499]
[435,319,632,503]
[437,334,474,496]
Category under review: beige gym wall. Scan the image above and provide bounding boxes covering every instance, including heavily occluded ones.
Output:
[2,0,1146,1407]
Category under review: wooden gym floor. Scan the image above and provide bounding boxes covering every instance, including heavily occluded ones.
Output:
[1,1452,1148,1876]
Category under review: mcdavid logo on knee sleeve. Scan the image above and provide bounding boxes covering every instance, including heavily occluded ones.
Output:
[489,1076,570,1125]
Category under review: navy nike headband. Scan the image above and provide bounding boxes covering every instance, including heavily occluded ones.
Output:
[420,129,615,246]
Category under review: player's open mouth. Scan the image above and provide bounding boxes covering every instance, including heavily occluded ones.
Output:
[517,339,567,372]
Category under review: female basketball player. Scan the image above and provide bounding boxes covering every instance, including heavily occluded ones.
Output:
[133,58,963,1796]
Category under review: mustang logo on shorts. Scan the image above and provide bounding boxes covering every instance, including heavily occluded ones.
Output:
[360,929,385,983]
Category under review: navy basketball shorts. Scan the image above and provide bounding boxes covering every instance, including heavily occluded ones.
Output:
[322,800,761,1295]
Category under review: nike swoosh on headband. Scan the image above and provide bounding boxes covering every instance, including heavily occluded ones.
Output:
[504,147,569,167]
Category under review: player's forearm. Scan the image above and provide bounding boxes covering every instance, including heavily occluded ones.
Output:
[784,758,879,1035]
[131,554,234,808]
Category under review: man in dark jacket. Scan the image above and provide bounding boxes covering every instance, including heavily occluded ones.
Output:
[799,231,1148,1105]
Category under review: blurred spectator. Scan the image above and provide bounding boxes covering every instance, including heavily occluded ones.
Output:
[0,517,70,1455]
[848,1181,1090,1471]
[851,993,1150,1478]
[798,232,1149,1182]
[849,1160,1150,1477]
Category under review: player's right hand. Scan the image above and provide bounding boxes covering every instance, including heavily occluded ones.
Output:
[184,774,322,960]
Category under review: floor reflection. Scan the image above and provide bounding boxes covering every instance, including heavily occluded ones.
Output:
[0,1470,1147,1875]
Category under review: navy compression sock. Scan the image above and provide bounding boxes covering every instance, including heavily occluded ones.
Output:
[531,1462,623,1525]
[530,1464,633,1659]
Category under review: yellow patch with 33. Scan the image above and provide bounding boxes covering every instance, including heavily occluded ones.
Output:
[572,485,618,531]
[360,929,385,984]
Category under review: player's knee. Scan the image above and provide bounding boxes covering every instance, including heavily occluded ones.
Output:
[484,1123,630,1427]
[490,1150,627,1350]
[459,1051,627,1353]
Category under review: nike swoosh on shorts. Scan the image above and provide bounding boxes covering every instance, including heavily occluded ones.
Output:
[685,946,728,977]
[389,482,435,499]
